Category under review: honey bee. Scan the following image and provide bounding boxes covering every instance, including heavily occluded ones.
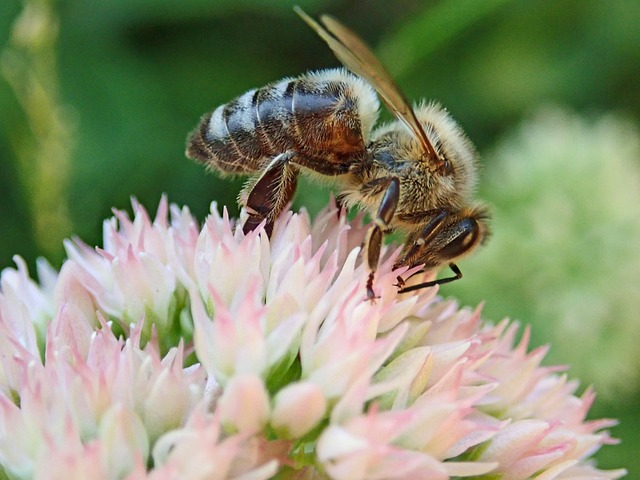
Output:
[186,7,489,299]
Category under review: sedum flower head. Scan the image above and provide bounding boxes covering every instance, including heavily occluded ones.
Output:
[0,196,625,479]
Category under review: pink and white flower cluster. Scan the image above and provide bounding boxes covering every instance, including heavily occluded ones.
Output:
[0,197,625,479]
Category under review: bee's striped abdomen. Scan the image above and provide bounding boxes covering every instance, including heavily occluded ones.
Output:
[186,69,379,175]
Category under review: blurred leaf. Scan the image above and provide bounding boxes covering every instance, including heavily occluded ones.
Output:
[378,0,516,77]
[64,0,327,30]
[1,0,74,265]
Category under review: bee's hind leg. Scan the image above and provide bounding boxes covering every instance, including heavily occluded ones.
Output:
[243,152,352,235]
[243,152,299,235]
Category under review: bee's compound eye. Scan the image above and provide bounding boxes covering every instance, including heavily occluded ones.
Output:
[439,218,480,259]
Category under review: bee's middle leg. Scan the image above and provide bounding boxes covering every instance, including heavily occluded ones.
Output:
[363,177,400,300]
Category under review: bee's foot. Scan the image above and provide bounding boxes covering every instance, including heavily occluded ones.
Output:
[366,287,379,303]
[393,275,406,290]
[366,272,380,303]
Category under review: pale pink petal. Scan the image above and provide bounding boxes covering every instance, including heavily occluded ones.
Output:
[271,381,327,438]
[218,374,270,434]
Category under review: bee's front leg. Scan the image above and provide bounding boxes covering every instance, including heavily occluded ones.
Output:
[362,177,400,300]
[392,207,487,293]
[397,263,462,294]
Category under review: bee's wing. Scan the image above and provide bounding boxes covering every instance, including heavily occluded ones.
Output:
[295,7,439,161]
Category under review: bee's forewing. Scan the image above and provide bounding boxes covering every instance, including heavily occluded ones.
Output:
[295,7,439,160]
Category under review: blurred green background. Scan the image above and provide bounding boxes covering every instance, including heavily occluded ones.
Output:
[1,0,639,476]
